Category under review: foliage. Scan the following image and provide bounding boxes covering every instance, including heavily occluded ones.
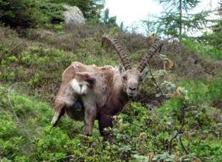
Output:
[0,24,222,161]
[183,38,222,60]
[156,0,208,39]
[207,2,222,49]
[38,1,64,25]
[203,27,222,50]
[0,0,104,28]
[202,2,222,50]
[0,25,116,101]
[1,82,222,161]
[143,18,163,36]
[101,8,118,27]
[51,0,104,20]
[0,0,42,28]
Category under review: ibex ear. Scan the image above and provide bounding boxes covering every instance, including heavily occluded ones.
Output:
[76,72,96,86]
[140,67,149,81]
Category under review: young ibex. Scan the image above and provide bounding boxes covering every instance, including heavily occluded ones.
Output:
[51,35,163,136]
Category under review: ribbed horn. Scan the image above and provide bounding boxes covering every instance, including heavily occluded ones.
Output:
[137,40,163,73]
[102,35,131,70]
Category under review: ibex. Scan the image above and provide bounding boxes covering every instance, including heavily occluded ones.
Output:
[51,35,163,136]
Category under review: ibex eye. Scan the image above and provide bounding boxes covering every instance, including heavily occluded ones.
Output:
[123,75,127,80]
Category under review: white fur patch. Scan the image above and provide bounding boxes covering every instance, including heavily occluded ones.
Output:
[70,79,81,93]
[70,79,89,95]
[51,112,60,125]
[81,84,88,95]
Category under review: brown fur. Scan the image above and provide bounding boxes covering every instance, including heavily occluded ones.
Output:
[51,38,163,136]
[51,62,129,136]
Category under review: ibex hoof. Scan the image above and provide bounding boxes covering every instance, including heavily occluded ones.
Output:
[84,128,92,136]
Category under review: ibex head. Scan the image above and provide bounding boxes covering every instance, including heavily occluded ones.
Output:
[102,35,162,98]
[120,68,141,97]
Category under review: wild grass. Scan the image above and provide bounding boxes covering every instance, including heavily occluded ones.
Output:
[0,25,117,101]
[1,85,222,161]
[1,25,222,161]
[183,39,222,60]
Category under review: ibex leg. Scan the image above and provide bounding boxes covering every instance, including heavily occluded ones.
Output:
[98,114,113,138]
[83,107,96,135]
[51,101,65,126]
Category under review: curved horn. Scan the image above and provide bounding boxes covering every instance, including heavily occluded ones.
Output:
[137,39,163,73]
[102,35,131,70]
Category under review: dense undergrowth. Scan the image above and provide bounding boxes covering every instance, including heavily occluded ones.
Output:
[0,24,222,161]
[183,39,222,60]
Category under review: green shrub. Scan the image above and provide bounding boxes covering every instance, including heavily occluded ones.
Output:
[0,23,222,162]
[183,39,222,60]
[0,0,42,28]
[203,21,222,50]
[52,0,103,20]
[1,77,222,161]
[38,2,64,25]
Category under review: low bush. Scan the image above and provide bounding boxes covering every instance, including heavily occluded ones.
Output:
[1,25,222,161]
[1,85,221,161]
[0,0,42,28]
[183,39,222,60]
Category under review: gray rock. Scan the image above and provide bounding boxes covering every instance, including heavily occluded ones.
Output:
[63,5,85,29]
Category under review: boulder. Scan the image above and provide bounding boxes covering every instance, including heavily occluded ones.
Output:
[63,5,85,29]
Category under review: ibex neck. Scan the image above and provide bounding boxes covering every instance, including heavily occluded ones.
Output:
[119,88,129,105]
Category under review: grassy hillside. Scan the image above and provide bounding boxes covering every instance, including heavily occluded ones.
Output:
[0,24,222,161]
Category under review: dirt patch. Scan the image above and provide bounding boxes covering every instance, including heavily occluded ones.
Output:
[213,100,222,111]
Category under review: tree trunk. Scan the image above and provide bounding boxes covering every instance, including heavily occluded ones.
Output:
[179,0,182,41]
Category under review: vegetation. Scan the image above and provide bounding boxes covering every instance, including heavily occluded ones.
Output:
[202,2,222,50]
[51,0,103,19]
[0,0,103,29]
[0,0,222,161]
[0,0,42,28]
[101,9,118,27]
[182,39,222,60]
[144,0,208,39]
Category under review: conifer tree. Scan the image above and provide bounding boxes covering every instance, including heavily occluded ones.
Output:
[157,0,207,40]
[204,1,222,49]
